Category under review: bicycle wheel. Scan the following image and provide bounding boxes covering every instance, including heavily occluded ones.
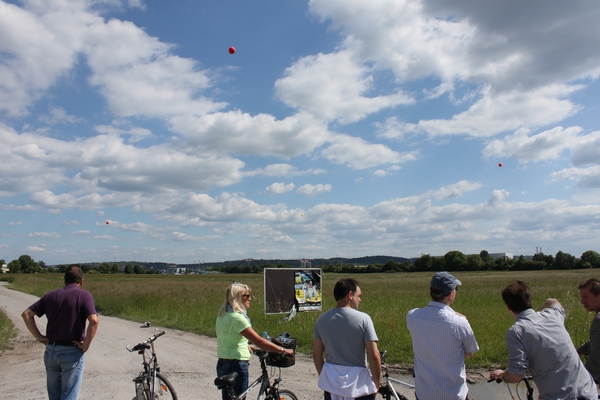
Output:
[134,378,146,400]
[276,389,298,400]
[154,373,177,399]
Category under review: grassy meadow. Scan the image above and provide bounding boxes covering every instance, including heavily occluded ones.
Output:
[0,307,15,351]
[5,269,598,367]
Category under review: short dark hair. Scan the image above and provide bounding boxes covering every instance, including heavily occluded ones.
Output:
[579,278,600,296]
[501,281,533,313]
[65,266,84,284]
[430,287,449,302]
[333,278,359,301]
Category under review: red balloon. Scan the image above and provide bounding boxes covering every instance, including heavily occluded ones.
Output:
[228,46,236,54]
[498,163,503,167]
[106,221,110,224]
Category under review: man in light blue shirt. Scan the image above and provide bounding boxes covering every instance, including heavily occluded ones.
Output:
[489,281,597,400]
[407,271,479,400]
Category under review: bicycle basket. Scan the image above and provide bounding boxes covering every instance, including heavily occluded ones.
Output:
[266,332,297,368]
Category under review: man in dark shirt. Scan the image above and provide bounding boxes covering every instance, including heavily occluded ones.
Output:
[577,277,600,383]
[22,266,99,400]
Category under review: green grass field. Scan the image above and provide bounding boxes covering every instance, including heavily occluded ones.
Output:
[5,270,597,367]
[0,307,15,351]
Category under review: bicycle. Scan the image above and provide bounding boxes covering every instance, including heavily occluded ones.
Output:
[127,328,178,400]
[214,349,298,400]
[378,351,412,400]
[488,376,534,400]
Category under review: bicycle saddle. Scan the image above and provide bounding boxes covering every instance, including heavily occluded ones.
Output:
[214,372,238,389]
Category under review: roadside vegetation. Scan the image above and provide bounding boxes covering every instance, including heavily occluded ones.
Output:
[4,270,596,368]
[0,307,15,351]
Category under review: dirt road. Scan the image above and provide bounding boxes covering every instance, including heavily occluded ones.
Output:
[0,283,414,400]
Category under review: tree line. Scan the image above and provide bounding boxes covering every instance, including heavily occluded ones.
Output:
[1,255,158,275]
[3,249,600,275]
[206,249,600,274]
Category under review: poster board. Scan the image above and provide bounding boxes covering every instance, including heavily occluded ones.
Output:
[264,268,322,314]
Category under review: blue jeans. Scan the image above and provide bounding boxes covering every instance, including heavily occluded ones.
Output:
[44,344,85,400]
[216,359,249,400]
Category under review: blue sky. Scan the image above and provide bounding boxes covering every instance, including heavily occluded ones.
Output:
[2,0,600,265]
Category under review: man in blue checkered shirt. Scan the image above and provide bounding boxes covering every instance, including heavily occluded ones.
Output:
[407,271,479,400]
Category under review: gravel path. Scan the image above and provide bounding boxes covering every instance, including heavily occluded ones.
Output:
[0,283,415,400]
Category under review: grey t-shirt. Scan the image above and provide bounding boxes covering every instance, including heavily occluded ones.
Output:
[313,307,378,368]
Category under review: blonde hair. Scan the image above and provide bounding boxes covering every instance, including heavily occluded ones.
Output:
[218,282,251,316]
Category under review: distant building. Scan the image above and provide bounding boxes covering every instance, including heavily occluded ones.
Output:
[1,264,7,273]
[165,264,179,274]
[488,253,514,260]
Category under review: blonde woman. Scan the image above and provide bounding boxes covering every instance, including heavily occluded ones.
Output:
[216,283,294,400]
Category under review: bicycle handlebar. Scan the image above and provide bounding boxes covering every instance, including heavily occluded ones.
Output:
[126,329,166,352]
[487,375,534,400]
[254,345,296,358]
[380,350,387,364]
[487,375,533,384]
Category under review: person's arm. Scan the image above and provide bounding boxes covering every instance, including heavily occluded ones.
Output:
[500,327,528,384]
[541,298,561,310]
[489,368,523,383]
[240,327,294,356]
[578,341,591,355]
[75,314,99,352]
[461,319,479,359]
[21,308,48,344]
[312,338,325,375]
[365,341,381,388]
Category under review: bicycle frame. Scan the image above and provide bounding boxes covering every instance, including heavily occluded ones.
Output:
[128,329,176,400]
[379,350,412,400]
[141,342,159,398]
[219,351,286,400]
[237,353,280,400]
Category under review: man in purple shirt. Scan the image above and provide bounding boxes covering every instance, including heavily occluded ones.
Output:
[22,266,99,400]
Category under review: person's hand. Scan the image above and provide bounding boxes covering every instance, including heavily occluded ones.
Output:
[540,298,560,310]
[489,369,504,381]
[74,341,87,352]
[285,348,294,356]
[37,335,48,345]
